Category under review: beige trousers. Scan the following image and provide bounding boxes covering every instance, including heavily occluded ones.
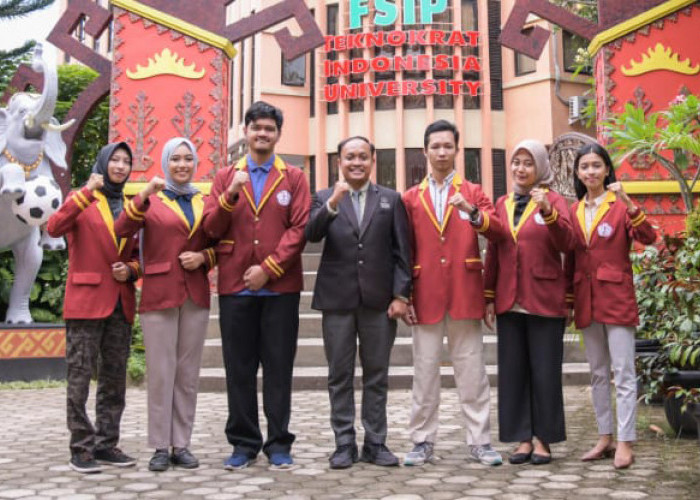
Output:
[583,322,637,442]
[140,298,209,449]
[409,314,491,445]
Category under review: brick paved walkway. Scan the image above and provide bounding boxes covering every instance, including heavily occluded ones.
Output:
[0,386,698,499]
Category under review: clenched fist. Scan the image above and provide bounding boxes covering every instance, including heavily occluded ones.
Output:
[531,187,551,213]
[448,192,475,214]
[227,170,249,197]
[139,175,166,202]
[86,173,104,192]
[607,182,635,211]
[328,180,350,211]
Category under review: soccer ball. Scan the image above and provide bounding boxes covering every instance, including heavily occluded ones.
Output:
[11,176,63,226]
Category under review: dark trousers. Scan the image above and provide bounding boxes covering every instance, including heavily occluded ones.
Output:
[65,307,131,455]
[496,312,566,444]
[322,306,397,446]
[219,293,299,457]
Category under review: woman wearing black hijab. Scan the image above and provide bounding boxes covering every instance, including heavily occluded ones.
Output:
[48,142,140,474]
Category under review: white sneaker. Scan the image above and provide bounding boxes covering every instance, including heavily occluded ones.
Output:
[469,444,503,466]
[404,442,437,466]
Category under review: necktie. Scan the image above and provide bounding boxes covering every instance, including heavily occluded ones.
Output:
[351,191,362,223]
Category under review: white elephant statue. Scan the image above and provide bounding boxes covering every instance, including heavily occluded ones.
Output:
[0,45,74,323]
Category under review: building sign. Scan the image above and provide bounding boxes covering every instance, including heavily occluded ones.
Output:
[324,0,481,102]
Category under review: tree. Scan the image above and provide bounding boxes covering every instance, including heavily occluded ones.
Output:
[606,94,700,213]
[54,64,110,187]
[0,0,56,94]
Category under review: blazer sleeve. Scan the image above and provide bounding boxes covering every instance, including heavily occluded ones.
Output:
[114,195,149,238]
[46,186,95,237]
[391,194,413,299]
[259,169,311,282]
[564,249,575,309]
[625,207,657,246]
[483,239,498,303]
[304,190,335,242]
[542,193,576,253]
[202,168,238,239]
[470,184,505,242]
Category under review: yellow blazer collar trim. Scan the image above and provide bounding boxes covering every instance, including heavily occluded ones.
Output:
[418,173,463,235]
[93,191,128,253]
[235,156,287,215]
[576,191,616,244]
[156,191,204,239]
[504,190,546,242]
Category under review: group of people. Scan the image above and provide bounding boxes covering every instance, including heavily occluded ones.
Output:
[49,101,655,476]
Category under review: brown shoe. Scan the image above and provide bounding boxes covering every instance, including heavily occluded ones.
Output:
[581,445,616,462]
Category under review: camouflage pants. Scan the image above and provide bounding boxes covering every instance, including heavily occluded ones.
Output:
[65,306,131,455]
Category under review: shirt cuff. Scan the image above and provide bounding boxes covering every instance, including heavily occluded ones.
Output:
[326,200,339,216]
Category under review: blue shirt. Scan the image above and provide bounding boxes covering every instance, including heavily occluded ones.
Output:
[162,189,194,228]
[236,154,279,297]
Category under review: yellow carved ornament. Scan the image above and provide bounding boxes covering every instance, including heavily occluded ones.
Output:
[621,43,699,76]
[126,48,206,80]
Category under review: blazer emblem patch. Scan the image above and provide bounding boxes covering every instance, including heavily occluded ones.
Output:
[276,190,291,206]
[534,213,546,225]
[597,222,614,238]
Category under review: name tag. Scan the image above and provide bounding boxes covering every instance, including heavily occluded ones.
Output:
[597,222,614,238]
[380,197,390,209]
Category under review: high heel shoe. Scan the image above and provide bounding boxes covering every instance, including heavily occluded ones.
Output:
[581,445,616,462]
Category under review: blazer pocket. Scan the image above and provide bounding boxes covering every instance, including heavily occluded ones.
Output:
[412,265,421,278]
[596,266,623,283]
[71,272,102,285]
[464,259,483,271]
[144,261,172,275]
[532,266,560,280]
[215,240,234,255]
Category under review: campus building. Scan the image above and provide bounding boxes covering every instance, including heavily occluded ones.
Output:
[58,0,592,199]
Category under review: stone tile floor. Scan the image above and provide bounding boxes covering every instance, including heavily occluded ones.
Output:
[0,386,698,499]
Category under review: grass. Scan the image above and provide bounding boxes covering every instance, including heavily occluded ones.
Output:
[0,379,66,390]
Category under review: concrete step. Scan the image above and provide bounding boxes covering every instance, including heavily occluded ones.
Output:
[207,312,413,339]
[201,334,588,368]
[302,252,322,271]
[198,362,591,392]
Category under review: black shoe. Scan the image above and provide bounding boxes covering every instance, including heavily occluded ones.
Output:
[329,444,359,469]
[94,447,137,467]
[69,452,103,474]
[171,448,199,469]
[148,449,170,472]
[531,442,551,465]
[508,450,532,465]
[360,443,399,466]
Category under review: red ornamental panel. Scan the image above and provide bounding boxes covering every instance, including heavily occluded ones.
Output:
[109,8,230,182]
[595,4,700,233]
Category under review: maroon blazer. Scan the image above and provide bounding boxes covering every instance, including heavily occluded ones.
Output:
[402,175,503,324]
[484,190,574,317]
[115,192,215,313]
[566,192,657,328]
[47,187,139,323]
[202,156,310,295]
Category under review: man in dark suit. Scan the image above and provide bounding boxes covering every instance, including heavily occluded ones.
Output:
[305,136,412,469]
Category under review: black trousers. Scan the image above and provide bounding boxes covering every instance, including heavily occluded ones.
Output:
[219,293,299,457]
[496,312,566,444]
[65,306,131,455]
[322,306,397,446]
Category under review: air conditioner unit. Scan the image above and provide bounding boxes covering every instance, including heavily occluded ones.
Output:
[568,96,589,124]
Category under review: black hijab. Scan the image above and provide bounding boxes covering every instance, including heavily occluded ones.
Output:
[91,142,132,218]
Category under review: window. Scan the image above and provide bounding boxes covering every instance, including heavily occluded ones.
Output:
[327,153,338,184]
[461,0,480,110]
[563,31,592,75]
[309,156,316,194]
[464,149,481,184]
[492,149,507,201]
[405,148,427,188]
[376,150,396,189]
[239,39,245,123]
[281,55,306,86]
[402,43,426,109]
[487,0,503,110]
[326,4,339,115]
[374,25,396,111]
[515,50,537,76]
[309,9,316,117]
